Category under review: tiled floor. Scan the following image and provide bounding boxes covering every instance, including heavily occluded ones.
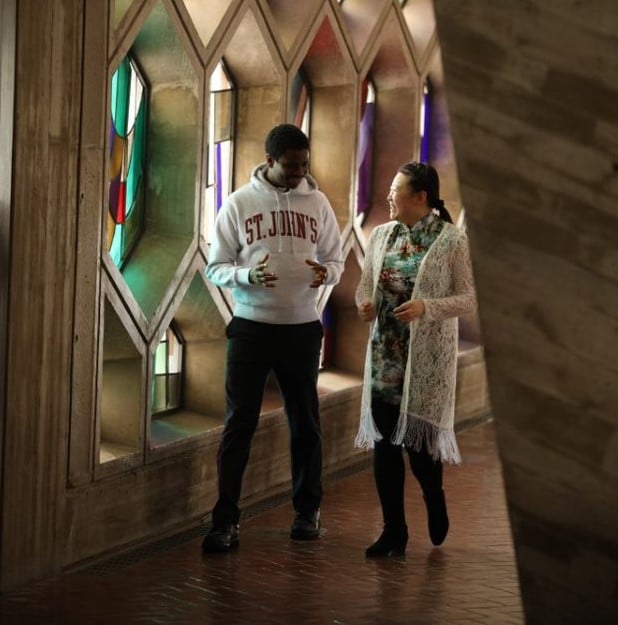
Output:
[0,421,524,625]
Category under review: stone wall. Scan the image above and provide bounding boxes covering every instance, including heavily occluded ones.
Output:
[434,2,618,623]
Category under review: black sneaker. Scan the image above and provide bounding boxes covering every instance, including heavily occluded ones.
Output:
[201,524,239,553]
[290,510,321,540]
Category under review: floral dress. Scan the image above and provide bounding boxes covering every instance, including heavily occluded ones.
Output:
[371,212,444,406]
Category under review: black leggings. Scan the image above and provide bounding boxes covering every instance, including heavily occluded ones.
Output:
[372,398,443,531]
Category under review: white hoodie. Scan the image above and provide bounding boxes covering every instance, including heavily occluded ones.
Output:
[206,164,344,324]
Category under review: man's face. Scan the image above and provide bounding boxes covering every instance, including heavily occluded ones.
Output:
[266,148,310,189]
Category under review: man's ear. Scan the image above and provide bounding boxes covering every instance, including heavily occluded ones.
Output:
[265,154,275,167]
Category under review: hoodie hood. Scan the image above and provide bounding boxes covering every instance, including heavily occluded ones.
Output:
[251,163,319,195]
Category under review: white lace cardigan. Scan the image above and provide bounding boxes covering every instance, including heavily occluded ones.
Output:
[354,220,477,464]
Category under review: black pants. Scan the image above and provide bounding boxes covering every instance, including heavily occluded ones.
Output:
[372,398,443,531]
[211,317,324,527]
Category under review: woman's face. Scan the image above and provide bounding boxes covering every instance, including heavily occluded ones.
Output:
[387,172,428,224]
[387,173,413,222]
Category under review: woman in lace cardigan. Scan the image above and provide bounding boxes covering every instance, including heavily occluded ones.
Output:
[355,162,476,557]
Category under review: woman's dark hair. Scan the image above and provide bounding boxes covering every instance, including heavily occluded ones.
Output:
[397,161,453,223]
[265,124,310,160]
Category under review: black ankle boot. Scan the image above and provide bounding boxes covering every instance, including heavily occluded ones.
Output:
[365,527,408,557]
[424,489,449,546]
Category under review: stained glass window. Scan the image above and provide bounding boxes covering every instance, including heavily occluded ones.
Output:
[205,60,234,242]
[152,325,183,414]
[107,56,147,269]
[291,70,311,136]
[420,80,431,162]
[356,78,375,223]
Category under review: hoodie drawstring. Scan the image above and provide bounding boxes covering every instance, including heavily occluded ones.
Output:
[272,189,294,254]
[273,191,282,253]
[285,191,294,254]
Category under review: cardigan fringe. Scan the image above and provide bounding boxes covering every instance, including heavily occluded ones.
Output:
[355,413,462,465]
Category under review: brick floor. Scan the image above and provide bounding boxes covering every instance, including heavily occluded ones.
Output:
[0,421,524,625]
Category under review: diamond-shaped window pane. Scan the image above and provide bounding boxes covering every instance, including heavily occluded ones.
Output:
[149,273,227,448]
[106,1,200,322]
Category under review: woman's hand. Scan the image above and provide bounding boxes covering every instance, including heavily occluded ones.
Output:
[357,301,377,322]
[393,299,425,322]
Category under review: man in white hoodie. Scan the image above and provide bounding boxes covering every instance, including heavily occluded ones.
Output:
[202,124,344,553]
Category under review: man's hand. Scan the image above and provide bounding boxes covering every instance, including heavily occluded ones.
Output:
[393,299,425,322]
[249,254,278,287]
[305,259,328,288]
[357,301,377,322]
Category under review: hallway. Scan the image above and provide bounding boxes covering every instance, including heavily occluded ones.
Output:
[0,422,524,625]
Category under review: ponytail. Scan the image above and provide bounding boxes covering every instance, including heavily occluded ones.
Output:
[431,198,453,224]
